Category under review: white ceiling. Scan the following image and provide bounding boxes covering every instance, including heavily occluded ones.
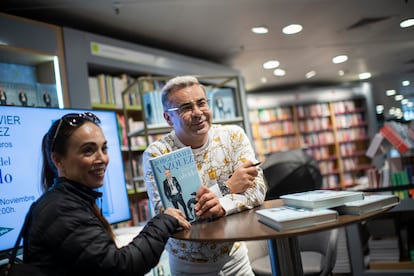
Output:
[1,0,414,95]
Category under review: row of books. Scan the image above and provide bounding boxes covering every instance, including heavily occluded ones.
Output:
[249,107,293,122]
[331,100,359,114]
[251,121,296,138]
[302,131,335,146]
[296,103,330,118]
[256,190,399,231]
[255,136,299,154]
[89,74,134,108]
[339,142,359,156]
[336,127,367,142]
[298,117,331,132]
[334,113,364,128]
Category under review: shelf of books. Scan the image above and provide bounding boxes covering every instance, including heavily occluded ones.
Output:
[249,98,373,190]
[364,120,414,200]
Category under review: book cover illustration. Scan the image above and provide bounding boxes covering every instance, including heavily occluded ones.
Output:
[280,189,364,209]
[335,194,399,215]
[149,147,202,222]
[256,207,338,231]
[207,88,237,120]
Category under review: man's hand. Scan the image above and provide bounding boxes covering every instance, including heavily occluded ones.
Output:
[194,185,225,220]
[226,161,259,194]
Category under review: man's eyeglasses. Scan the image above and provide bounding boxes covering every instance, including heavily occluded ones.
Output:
[51,112,101,150]
[166,98,210,114]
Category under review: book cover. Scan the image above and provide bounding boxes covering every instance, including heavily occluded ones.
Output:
[280,190,364,209]
[335,194,399,215]
[149,147,202,222]
[207,88,237,120]
[380,123,412,154]
[256,207,338,231]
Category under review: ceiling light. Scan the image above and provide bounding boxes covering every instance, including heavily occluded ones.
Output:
[402,99,409,105]
[395,94,403,101]
[408,102,413,107]
[273,68,286,76]
[400,18,414,28]
[252,26,269,34]
[376,105,384,114]
[402,80,410,86]
[359,72,371,80]
[305,71,316,79]
[338,70,345,76]
[263,60,280,69]
[282,24,303,34]
[332,55,348,64]
[386,89,396,96]
[261,77,267,83]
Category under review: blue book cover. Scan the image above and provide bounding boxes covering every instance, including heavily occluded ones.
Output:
[149,147,202,222]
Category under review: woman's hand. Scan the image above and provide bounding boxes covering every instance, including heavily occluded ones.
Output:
[164,208,191,230]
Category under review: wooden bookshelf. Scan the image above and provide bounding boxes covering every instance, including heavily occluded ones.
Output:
[247,86,377,190]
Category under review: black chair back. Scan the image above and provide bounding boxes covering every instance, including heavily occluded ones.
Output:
[262,149,322,200]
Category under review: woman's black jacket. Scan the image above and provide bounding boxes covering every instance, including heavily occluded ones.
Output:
[23,177,178,276]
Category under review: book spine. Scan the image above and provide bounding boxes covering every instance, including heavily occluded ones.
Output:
[380,124,410,154]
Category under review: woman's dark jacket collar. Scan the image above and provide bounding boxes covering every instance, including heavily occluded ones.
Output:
[52,177,103,204]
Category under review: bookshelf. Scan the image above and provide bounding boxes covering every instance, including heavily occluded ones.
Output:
[0,13,68,108]
[247,84,377,190]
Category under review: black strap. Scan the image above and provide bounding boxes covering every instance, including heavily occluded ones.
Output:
[8,203,35,265]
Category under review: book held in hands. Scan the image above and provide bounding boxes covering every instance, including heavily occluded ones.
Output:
[280,189,364,209]
[256,207,338,231]
[149,146,202,222]
[334,194,399,215]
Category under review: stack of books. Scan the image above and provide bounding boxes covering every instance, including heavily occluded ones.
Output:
[256,190,399,232]
[368,236,400,263]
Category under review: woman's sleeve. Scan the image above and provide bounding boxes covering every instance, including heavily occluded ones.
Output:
[55,210,178,275]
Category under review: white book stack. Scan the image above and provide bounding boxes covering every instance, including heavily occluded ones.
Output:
[332,227,351,274]
[368,236,400,263]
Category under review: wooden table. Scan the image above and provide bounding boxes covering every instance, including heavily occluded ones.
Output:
[173,199,392,276]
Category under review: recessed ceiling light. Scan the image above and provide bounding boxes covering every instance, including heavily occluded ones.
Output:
[261,77,267,83]
[332,55,348,64]
[386,89,396,96]
[338,70,345,76]
[402,80,410,86]
[263,60,280,69]
[395,94,404,101]
[305,71,316,79]
[400,18,414,28]
[376,105,384,114]
[407,102,413,107]
[273,68,286,76]
[282,24,303,34]
[359,72,371,80]
[252,26,269,34]
[402,99,409,105]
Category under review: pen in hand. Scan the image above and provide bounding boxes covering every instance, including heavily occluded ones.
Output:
[252,162,262,167]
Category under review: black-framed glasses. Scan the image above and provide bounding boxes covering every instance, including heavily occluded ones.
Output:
[166,98,210,114]
[51,112,101,150]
